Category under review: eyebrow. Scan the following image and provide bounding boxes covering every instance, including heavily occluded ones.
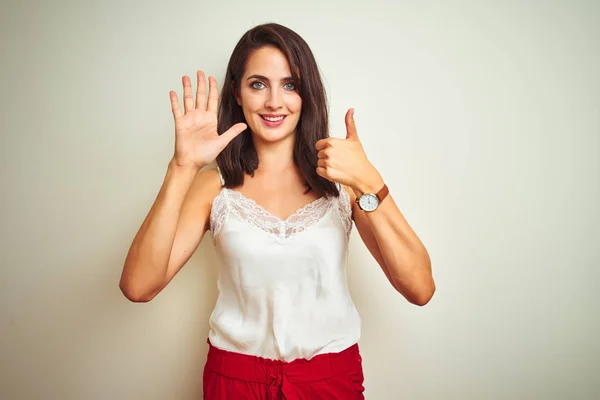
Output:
[246,74,294,82]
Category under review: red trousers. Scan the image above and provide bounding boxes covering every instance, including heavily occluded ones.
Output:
[203,339,365,399]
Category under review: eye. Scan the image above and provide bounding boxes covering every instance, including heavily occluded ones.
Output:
[251,81,265,90]
[283,82,296,91]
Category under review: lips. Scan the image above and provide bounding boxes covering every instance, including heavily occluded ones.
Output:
[261,114,286,121]
[260,114,287,127]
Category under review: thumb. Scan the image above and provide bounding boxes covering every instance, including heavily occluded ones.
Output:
[345,108,359,140]
[219,122,247,147]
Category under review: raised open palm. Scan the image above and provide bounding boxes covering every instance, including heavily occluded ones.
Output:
[169,70,247,169]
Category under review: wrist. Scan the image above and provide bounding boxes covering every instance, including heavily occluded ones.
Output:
[352,171,384,197]
[162,158,200,195]
[168,158,203,174]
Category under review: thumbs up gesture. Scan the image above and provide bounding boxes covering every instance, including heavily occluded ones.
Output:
[316,109,383,194]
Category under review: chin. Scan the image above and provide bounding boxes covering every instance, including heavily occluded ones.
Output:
[253,129,294,143]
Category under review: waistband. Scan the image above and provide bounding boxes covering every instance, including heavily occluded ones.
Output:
[205,339,362,385]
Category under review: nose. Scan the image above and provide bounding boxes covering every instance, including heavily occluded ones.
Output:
[265,87,283,110]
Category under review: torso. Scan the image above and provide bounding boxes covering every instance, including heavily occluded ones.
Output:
[206,166,361,361]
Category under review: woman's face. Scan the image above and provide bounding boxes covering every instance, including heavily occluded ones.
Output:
[235,46,302,144]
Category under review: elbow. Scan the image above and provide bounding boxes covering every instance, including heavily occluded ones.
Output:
[409,254,435,306]
[410,279,436,306]
[393,269,436,306]
[119,275,159,303]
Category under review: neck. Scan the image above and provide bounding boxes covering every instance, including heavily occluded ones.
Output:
[252,133,296,174]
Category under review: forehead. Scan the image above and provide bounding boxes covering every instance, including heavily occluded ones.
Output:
[244,46,292,78]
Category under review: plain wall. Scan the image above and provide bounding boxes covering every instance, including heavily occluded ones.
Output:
[1,0,599,398]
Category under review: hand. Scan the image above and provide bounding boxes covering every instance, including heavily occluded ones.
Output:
[169,70,247,170]
[316,109,383,194]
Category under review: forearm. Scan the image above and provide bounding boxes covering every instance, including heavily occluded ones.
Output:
[354,178,434,305]
[120,159,200,301]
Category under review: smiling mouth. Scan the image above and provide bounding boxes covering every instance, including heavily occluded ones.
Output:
[260,115,286,122]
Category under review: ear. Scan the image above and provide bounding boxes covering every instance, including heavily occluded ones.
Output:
[232,81,241,106]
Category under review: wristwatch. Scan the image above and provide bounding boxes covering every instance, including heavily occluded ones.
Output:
[356,184,389,212]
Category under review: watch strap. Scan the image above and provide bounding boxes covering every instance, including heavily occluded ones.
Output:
[376,184,389,203]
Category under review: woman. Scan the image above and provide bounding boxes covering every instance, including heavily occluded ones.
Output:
[120,23,435,399]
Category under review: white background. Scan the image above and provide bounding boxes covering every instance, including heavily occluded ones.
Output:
[1,0,599,398]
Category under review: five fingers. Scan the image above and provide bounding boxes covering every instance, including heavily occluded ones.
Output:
[169,70,218,120]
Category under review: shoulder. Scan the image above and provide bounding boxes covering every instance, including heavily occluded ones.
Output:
[186,166,223,207]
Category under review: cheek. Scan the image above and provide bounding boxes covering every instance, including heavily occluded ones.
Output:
[238,89,262,111]
[288,94,302,113]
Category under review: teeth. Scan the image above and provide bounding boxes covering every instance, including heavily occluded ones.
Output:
[263,116,285,122]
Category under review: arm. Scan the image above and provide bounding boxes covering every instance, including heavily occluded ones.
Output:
[120,70,246,302]
[344,183,435,306]
[119,161,220,302]
[316,108,434,306]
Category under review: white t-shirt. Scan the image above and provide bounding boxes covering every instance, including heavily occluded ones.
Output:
[207,168,361,361]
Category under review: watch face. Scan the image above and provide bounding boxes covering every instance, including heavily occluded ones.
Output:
[359,193,379,211]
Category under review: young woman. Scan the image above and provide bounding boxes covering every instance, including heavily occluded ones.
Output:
[120,23,435,399]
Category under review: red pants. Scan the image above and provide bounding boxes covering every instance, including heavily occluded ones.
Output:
[203,339,365,399]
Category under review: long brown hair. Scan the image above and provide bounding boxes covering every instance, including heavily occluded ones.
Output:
[216,23,338,197]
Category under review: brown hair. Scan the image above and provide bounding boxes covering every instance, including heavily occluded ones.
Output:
[216,23,338,197]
